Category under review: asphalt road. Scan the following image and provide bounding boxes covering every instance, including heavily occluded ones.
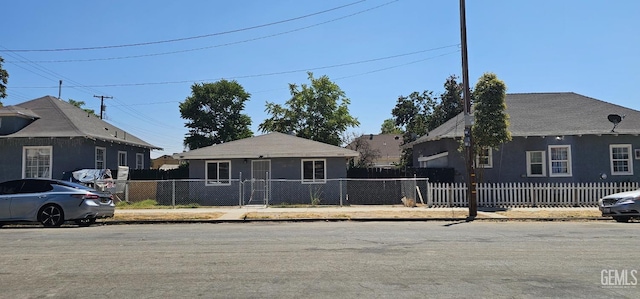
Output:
[1,222,638,298]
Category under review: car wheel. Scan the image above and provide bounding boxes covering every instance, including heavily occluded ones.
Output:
[38,205,65,227]
[75,218,96,227]
[613,216,630,223]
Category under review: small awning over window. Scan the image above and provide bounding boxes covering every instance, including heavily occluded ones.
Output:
[418,152,448,167]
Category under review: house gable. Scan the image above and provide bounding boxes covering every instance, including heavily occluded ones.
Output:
[0,96,159,182]
[2,95,160,150]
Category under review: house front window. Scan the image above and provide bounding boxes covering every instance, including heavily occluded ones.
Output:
[23,146,52,179]
[526,151,546,177]
[136,153,144,169]
[610,144,633,175]
[549,145,572,177]
[302,159,326,183]
[118,151,127,167]
[476,148,493,168]
[95,147,106,169]
[206,161,231,185]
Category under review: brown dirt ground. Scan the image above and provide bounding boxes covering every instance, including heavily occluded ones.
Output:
[105,208,603,221]
[110,212,225,221]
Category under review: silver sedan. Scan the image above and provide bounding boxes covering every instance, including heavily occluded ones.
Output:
[598,188,640,222]
[0,178,115,227]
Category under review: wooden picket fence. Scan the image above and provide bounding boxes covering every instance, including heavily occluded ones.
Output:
[426,182,639,207]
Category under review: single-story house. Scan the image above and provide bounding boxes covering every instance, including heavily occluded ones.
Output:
[174,132,359,205]
[151,154,181,170]
[0,95,160,182]
[411,92,640,183]
[346,134,403,168]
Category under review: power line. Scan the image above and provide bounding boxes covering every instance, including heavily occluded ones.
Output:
[1,0,370,52]
[6,0,399,64]
[10,44,460,89]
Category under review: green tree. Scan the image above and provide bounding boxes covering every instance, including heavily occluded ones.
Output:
[472,73,511,161]
[179,80,253,150]
[391,90,436,166]
[68,99,97,116]
[259,72,359,146]
[380,118,402,134]
[0,56,9,107]
[429,75,464,130]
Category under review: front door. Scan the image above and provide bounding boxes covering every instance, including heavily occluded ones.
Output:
[249,160,271,205]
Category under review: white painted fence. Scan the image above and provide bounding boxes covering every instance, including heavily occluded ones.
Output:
[427,182,639,208]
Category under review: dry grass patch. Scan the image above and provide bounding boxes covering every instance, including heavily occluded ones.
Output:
[109,212,224,221]
[245,210,471,220]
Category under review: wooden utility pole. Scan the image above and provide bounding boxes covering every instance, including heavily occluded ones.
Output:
[94,95,113,120]
[460,0,477,217]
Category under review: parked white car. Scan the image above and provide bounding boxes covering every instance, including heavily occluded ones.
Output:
[598,189,640,222]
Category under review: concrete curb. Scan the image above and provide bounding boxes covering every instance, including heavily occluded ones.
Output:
[98,217,614,225]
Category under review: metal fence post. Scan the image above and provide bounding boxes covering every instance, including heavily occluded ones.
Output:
[125,181,129,202]
[239,172,243,207]
[266,172,270,206]
[171,180,176,208]
[413,174,417,203]
[339,179,343,206]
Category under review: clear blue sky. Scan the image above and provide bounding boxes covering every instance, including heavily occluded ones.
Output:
[2,0,638,158]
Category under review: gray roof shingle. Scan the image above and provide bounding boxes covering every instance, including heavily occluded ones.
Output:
[176,132,359,160]
[413,92,640,145]
[0,95,160,149]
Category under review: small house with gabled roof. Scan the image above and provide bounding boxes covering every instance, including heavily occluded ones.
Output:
[174,132,359,205]
[0,95,160,182]
[411,92,640,183]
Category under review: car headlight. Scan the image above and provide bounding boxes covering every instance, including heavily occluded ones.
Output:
[616,199,636,205]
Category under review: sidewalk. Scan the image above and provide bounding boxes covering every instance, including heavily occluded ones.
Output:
[108,205,606,223]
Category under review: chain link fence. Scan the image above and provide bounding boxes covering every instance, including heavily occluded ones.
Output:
[102,178,430,207]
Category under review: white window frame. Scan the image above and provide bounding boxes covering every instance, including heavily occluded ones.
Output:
[610,144,633,175]
[22,146,53,179]
[301,159,326,184]
[476,148,493,168]
[136,153,144,169]
[526,151,546,177]
[548,145,572,177]
[205,160,231,186]
[118,151,128,167]
[95,147,106,169]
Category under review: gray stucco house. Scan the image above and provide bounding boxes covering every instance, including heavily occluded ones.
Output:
[0,95,160,182]
[174,132,359,205]
[411,92,640,183]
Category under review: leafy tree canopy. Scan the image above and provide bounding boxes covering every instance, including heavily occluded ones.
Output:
[472,72,511,153]
[392,90,435,142]
[0,56,9,107]
[380,118,402,134]
[179,80,253,150]
[429,75,464,131]
[259,72,359,146]
[68,99,97,117]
